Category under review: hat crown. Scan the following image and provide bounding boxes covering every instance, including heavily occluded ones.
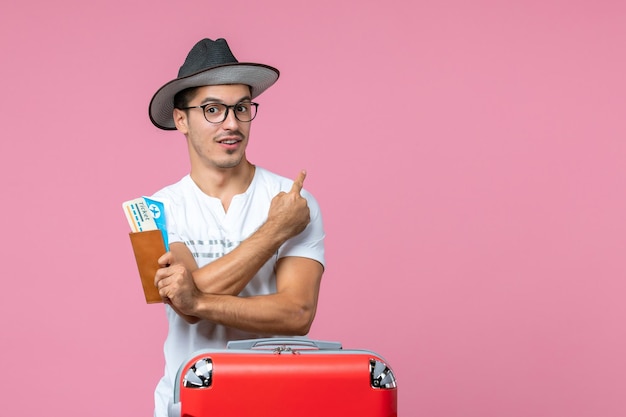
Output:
[178,38,239,78]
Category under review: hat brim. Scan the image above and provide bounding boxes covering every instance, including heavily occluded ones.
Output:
[149,63,279,130]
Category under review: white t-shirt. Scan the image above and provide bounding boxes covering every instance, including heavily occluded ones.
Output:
[151,166,325,417]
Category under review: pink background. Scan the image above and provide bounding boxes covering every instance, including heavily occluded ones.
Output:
[1,1,625,415]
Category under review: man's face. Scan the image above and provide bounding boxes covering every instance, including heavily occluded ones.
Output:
[175,84,253,170]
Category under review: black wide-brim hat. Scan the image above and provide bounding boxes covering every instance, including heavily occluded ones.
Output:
[149,38,279,130]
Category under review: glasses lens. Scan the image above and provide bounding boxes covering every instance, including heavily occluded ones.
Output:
[203,104,227,123]
[234,102,257,122]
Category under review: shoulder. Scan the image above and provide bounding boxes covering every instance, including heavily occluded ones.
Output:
[150,175,199,217]
[254,167,318,201]
[253,166,292,188]
[152,175,193,199]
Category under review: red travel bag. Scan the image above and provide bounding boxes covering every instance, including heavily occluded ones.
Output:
[168,338,398,417]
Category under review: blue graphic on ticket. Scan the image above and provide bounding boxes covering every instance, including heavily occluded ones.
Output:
[142,196,169,251]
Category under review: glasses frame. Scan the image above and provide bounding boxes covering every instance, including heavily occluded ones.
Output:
[180,101,259,124]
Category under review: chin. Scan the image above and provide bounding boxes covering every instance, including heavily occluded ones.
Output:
[216,157,244,169]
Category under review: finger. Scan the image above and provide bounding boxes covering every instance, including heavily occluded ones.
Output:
[158,251,174,267]
[289,169,306,194]
[154,268,167,287]
[159,285,169,300]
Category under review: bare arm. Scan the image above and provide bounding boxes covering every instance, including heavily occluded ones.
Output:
[159,256,323,335]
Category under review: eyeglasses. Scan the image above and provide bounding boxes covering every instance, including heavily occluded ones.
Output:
[180,101,259,124]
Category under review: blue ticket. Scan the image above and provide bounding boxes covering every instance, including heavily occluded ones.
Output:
[142,196,169,251]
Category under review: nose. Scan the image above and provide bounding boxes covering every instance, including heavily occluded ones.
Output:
[221,107,240,129]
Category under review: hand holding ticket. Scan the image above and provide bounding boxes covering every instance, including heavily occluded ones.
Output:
[123,196,170,303]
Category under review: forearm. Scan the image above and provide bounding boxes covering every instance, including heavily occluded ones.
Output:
[192,219,294,295]
[158,253,324,332]
[190,292,316,336]
[190,257,322,335]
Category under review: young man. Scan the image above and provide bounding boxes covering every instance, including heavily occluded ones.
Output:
[147,38,325,416]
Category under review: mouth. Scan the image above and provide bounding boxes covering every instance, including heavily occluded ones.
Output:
[219,139,241,145]
[216,134,244,146]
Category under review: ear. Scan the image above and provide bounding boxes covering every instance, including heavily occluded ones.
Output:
[173,108,189,134]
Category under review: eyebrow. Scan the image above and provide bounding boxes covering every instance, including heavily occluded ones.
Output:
[199,95,252,105]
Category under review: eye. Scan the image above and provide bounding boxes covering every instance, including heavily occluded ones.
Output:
[235,102,251,113]
[204,104,224,114]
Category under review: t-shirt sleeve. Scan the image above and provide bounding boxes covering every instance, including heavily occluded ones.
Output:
[276,189,326,268]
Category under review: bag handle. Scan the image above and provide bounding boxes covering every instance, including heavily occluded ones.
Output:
[227,337,342,351]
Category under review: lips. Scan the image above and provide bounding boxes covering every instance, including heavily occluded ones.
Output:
[216,133,244,145]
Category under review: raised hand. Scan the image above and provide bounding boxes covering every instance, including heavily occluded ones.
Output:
[266,170,311,240]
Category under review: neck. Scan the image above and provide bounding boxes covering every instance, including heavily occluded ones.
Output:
[190,161,256,211]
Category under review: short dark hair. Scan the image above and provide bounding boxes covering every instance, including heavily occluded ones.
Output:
[173,87,199,110]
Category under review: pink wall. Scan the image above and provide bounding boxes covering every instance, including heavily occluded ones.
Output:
[1,1,625,415]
